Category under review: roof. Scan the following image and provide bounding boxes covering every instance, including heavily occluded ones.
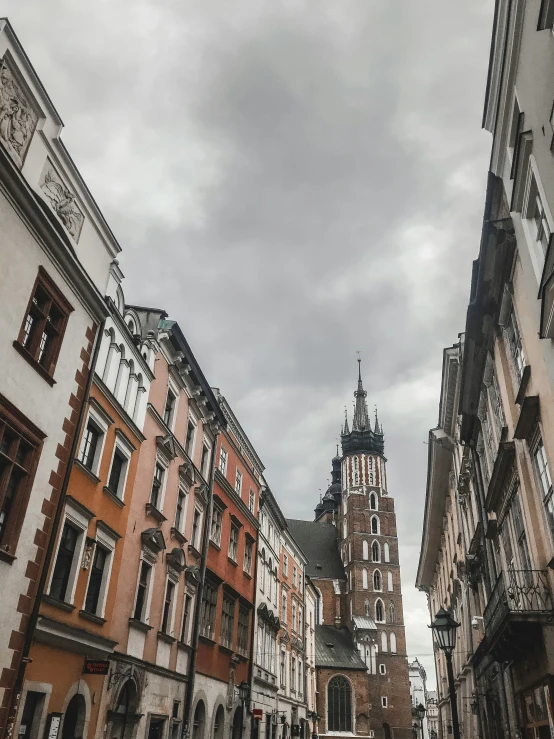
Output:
[286,520,345,579]
[352,616,377,631]
[314,626,367,670]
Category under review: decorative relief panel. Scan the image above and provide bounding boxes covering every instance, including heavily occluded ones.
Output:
[39,158,85,242]
[0,56,38,167]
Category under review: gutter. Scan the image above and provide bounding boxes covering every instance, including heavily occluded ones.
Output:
[4,318,106,739]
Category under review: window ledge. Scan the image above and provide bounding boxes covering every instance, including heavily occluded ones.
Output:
[177,640,192,651]
[103,486,125,507]
[157,630,176,644]
[0,548,16,565]
[13,341,56,386]
[219,643,234,655]
[74,459,101,485]
[146,503,167,523]
[42,594,75,612]
[199,633,216,645]
[79,609,107,626]
[128,618,152,633]
[188,544,202,559]
[228,557,238,567]
[171,527,187,546]
[209,540,222,551]
[243,571,252,579]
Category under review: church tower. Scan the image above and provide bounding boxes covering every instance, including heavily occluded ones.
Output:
[337,360,412,736]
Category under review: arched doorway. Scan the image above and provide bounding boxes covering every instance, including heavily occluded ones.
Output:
[231,707,243,739]
[192,701,206,739]
[109,680,139,739]
[213,705,225,739]
[382,723,391,739]
[62,694,86,739]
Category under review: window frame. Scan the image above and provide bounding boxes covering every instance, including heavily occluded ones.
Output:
[532,431,554,543]
[133,558,154,623]
[210,505,224,547]
[15,267,74,383]
[185,415,197,460]
[163,384,178,430]
[150,456,168,512]
[220,592,236,649]
[82,521,118,618]
[244,536,253,575]
[219,446,228,476]
[48,498,93,604]
[191,505,203,551]
[105,431,134,501]
[228,521,240,562]
[235,467,242,495]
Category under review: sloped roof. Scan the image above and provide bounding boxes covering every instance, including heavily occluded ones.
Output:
[315,626,367,670]
[353,615,377,631]
[286,519,345,579]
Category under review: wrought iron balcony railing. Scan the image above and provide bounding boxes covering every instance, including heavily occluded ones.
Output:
[484,569,554,642]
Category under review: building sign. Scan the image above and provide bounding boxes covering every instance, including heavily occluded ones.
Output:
[45,713,62,739]
[252,709,263,720]
[83,659,110,675]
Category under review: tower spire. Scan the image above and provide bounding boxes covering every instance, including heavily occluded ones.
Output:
[352,356,371,432]
[343,406,350,435]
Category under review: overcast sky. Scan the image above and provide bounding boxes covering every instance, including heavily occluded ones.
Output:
[2,0,495,690]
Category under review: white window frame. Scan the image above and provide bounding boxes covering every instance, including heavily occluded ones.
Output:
[164,379,179,431]
[162,572,179,637]
[78,402,110,476]
[244,537,253,575]
[200,441,212,479]
[521,156,554,283]
[219,446,228,476]
[379,664,386,675]
[151,454,169,512]
[210,505,224,547]
[388,571,393,592]
[249,489,255,513]
[185,414,197,460]
[48,498,93,604]
[192,505,203,550]
[180,587,196,645]
[174,481,189,534]
[283,553,288,577]
[83,521,118,618]
[370,515,380,535]
[106,430,134,501]
[133,550,156,624]
[235,467,242,495]
[381,697,388,708]
[228,521,240,562]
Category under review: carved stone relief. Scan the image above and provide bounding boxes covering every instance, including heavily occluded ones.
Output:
[0,56,38,167]
[39,159,84,241]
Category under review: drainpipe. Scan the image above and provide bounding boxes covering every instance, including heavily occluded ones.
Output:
[4,318,106,739]
[246,507,261,739]
[182,428,220,739]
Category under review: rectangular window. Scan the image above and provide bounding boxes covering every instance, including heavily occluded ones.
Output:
[228,522,239,561]
[200,580,218,640]
[162,580,175,634]
[237,605,249,654]
[219,447,228,476]
[282,592,287,622]
[280,650,286,687]
[244,539,253,574]
[150,462,164,509]
[292,601,297,632]
[249,490,255,513]
[293,567,297,587]
[175,490,186,531]
[529,190,551,259]
[16,268,73,380]
[185,419,196,458]
[180,593,193,644]
[291,656,296,694]
[84,545,108,614]
[235,468,242,495]
[381,697,388,708]
[133,560,152,621]
[107,448,128,498]
[49,522,79,602]
[79,420,101,472]
[298,659,303,697]
[283,554,288,577]
[201,444,210,477]
[163,388,177,428]
[210,507,223,546]
[192,508,202,550]
[0,401,43,553]
[220,594,235,649]
[506,309,526,384]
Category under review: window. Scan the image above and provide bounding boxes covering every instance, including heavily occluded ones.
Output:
[180,593,193,644]
[381,632,387,652]
[107,439,131,500]
[201,444,210,477]
[0,400,43,553]
[362,540,369,560]
[379,664,386,675]
[228,522,239,561]
[505,309,526,384]
[372,541,380,562]
[390,632,397,653]
[220,595,235,649]
[268,559,273,600]
[293,566,297,587]
[175,489,186,532]
[185,418,196,458]
[283,554,288,576]
[84,544,108,615]
[353,456,359,486]
[375,599,384,622]
[389,601,395,622]
[299,571,303,592]
[79,419,102,473]
[280,650,286,687]
[384,542,390,563]
[298,658,303,697]
[164,388,177,428]
[371,516,379,534]
[200,580,217,640]
[133,561,152,621]
[16,267,73,380]
[388,571,393,591]
[210,506,223,546]
[534,436,554,540]
[219,447,228,475]
[292,601,297,631]
[249,490,255,513]
[192,508,202,550]
[362,569,368,589]
[370,493,377,510]
[291,656,296,693]
[244,538,253,575]
[150,462,165,510]
[237,605,249,654]
[327,676,352,732]
[49,522,79,602]
[162,580,175,634]
[373,570,382,591]
[282,592,287,621]
[530,190,551,259]
[298,606,303,631]
[235,468,242,494]
[381,697,388,708]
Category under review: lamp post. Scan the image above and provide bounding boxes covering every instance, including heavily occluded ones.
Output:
[415,703,426,738]
[238,681,251,736]
[430,608,461,739]
[307,711,320,739]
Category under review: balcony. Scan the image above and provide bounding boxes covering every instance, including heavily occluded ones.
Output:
[484,569,554,660]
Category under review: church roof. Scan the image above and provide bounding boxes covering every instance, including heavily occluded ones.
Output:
[314,626,367,670]
[286,520,345,580]
[352,615,377,631]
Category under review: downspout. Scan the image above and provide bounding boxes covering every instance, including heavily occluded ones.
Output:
[182,428,220,739]
[4,317,106,739]
[246,508,260,739]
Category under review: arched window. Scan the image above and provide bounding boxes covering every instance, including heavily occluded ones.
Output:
[375,599,384,622]
[388,572,393,592]
[362,569,368,589]
[343,521,347,539]
[327,676,352,732]
[349,570,352,590]
[231,706,243,739]
[369,472,374,485]
[384,542,390,562]
[192,700,206,739]
[348,542,352,561]
[368,457,373,471]
[268,558,273,600]
[383,722,391,739]
[213,705,225,739]
[371,516,379,534]
[370,493,377,511]
[373,570,382,591]
[389,601,395,623]
[390,632,397,653]
[362,540,369,561]
[381,631,388,652]
[372,541,380,562]
[353,457,359,485]
[364,599,370,617]
[62,694,86,739]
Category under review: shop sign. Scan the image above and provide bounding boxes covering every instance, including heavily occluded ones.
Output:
[83,659,110,675]
[45,713,62,739]
[253,709,263,720]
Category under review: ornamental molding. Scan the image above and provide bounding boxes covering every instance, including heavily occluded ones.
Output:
[0,54,38,168]
[39,158,85,241]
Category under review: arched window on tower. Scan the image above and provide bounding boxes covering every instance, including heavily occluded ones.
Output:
[390,633,397,653]
[389,601,395,623]
[375,599,385,623]
[371,516,379,535]
[362,540,369,560]
[373,570,382,591]
[370,493,377,511]
[328,676,353,732]
[268,558,273,600]
[353,456,359,486]
[388,572,393,591]
[362,569,368,589]
[384,542,390,562]
[381,631,388,652]
[348,542,352,561]
[343,521,347,539]
[368,457,373,471]
[372,541,380,562]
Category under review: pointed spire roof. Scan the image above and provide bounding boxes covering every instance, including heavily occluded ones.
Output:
[374,406,382,435]
[352,358,371,432]
[343,407,350,435]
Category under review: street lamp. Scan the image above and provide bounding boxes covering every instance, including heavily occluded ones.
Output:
[412,704,425,738]
[307,712,320,739]
[430,608,461,739]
